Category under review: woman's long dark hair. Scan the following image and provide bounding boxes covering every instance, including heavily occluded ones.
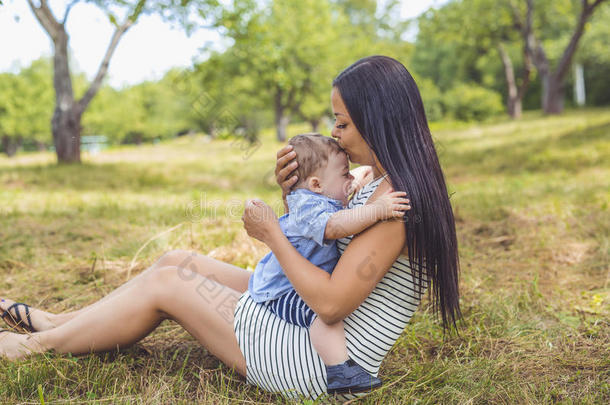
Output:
[333,55,461,330]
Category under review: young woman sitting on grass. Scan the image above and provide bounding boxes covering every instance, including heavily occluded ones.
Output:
[0,55,461,400]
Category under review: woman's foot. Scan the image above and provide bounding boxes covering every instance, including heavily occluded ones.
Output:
[0,298,56,332]
[0,330,43,360]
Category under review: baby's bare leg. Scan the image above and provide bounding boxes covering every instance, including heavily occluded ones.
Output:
[310,317,349,366]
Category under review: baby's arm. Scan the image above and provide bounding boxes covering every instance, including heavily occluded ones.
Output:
[324,190,410,240]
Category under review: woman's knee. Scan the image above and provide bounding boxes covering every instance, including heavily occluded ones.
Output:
[154,249,196,268]
[142,266,220,308]
[139,265,194,299]
[144,265,188,285]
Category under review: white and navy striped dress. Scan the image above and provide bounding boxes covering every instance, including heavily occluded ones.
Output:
[233,176,426,400]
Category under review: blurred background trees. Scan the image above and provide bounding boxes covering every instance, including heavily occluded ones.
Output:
[1,0,608,158]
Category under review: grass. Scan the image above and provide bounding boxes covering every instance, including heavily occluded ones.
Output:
[0,110,609,404]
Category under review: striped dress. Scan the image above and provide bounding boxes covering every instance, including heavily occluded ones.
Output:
[233,176,426,400]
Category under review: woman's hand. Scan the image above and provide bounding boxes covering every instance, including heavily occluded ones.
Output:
[275,145,299,196]
[241,199,280,244]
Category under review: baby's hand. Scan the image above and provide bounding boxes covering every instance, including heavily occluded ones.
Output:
[371,189,411,220]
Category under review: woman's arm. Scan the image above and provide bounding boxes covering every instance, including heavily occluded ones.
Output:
[243,200,406,324]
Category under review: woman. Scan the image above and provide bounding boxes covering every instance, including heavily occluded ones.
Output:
[0,56,460,400]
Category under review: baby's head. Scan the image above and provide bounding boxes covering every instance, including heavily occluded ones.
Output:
[288,133,354,205]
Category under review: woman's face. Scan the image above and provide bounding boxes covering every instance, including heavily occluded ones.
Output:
[330,88,375,166]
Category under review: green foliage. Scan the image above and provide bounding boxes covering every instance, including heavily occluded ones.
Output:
[414,77,444,122]
[216,0,351,129]
[185,52,272,138]
[0,59,54,144]
[412,2,489,92]
[3,63,200,149]
[443,83,504,121]
[413,77,504,122]
[207,0,413,138]
[84,75,193,144]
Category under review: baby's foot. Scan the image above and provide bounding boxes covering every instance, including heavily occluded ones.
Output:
[0,330,41,360]
[326,358,383,394]
[0,298,56,332]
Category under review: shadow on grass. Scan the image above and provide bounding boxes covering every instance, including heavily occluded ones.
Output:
[0,161,278,194]
[444,122,610,176]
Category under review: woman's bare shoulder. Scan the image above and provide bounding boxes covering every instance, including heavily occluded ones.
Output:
[364,178,409,256]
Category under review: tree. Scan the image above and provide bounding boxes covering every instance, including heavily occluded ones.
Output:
[412,0,609,116]
[216,0,350,141]
[517,0,608,114]
[25,0,215,163]
[413,0,532,119]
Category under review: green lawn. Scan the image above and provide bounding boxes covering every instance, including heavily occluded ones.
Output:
[0,109,608,404]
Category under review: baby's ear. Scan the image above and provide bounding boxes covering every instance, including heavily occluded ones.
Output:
[307,176,323,193]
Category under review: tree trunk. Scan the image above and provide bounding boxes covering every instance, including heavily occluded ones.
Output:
[2,135,19,157]
[52,29,81,163]
[52,107,82,162]
[521,0,607,115]
[508,95,523,119]
[276,115,289,142]
[498,43,521,119]
[542,73,565,114]
[274,91,289,142]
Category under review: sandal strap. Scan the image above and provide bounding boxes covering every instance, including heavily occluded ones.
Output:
[1,303,35,332]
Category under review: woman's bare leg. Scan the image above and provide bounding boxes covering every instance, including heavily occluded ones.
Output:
[0,265,247,375]
[1,250,251,331]
[53,250,251,322]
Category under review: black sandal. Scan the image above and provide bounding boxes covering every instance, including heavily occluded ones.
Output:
[1,303,36,333]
